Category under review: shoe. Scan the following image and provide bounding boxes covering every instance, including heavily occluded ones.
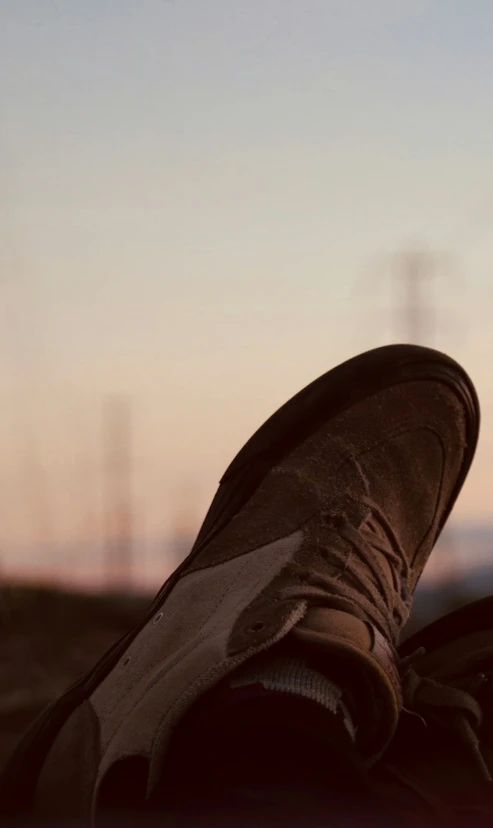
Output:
[373,596,493,827]
[0,344,479,823]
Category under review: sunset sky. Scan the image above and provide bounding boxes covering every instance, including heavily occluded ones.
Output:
[1,1,493,578]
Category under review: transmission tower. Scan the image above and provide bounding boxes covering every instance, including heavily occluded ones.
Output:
[104,396,134,591]
[170,480,198,570]
[397,247,434,345]
[393,245,460,603]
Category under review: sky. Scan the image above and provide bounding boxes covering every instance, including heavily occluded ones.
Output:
[1,1,493,577]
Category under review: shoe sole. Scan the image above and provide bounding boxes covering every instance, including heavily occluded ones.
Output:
[0,343,481,811]
[400,594,493,657]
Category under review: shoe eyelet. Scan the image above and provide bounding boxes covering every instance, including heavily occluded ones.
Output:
[247,621,265,633]
[153,612,163,624]
[122,656,132,667]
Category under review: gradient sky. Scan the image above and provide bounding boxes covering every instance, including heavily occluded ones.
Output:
[1,1,493,567]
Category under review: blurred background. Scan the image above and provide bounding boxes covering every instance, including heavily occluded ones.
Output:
[1,0,493,765]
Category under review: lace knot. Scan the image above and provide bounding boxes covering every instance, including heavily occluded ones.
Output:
[401,655,492,783]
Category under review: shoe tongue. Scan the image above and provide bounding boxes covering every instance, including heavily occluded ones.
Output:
[295,606,373,649]
[292,607,401,762]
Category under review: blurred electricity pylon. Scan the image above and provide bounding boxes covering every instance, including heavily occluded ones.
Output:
[355,243,462,350]
[169,480,199,570]
[355,243,464,590]
[394,244,464,347]
[391,245,461,587]
[396,247,434,345]
[104,397,134,591]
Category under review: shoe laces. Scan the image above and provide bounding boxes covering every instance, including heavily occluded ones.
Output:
[284,495,413,643]
[344,494,413,638]
[401,649,492,784]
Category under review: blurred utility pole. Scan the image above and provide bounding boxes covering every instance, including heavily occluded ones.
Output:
[396,246,434,345]
[393,245,460,589]
[170,481,198,570]
[104,397,134,591]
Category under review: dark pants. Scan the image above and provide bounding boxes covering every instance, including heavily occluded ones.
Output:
[143,686,387,827]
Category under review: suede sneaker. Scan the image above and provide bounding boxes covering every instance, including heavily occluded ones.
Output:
[0,344,479,824]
